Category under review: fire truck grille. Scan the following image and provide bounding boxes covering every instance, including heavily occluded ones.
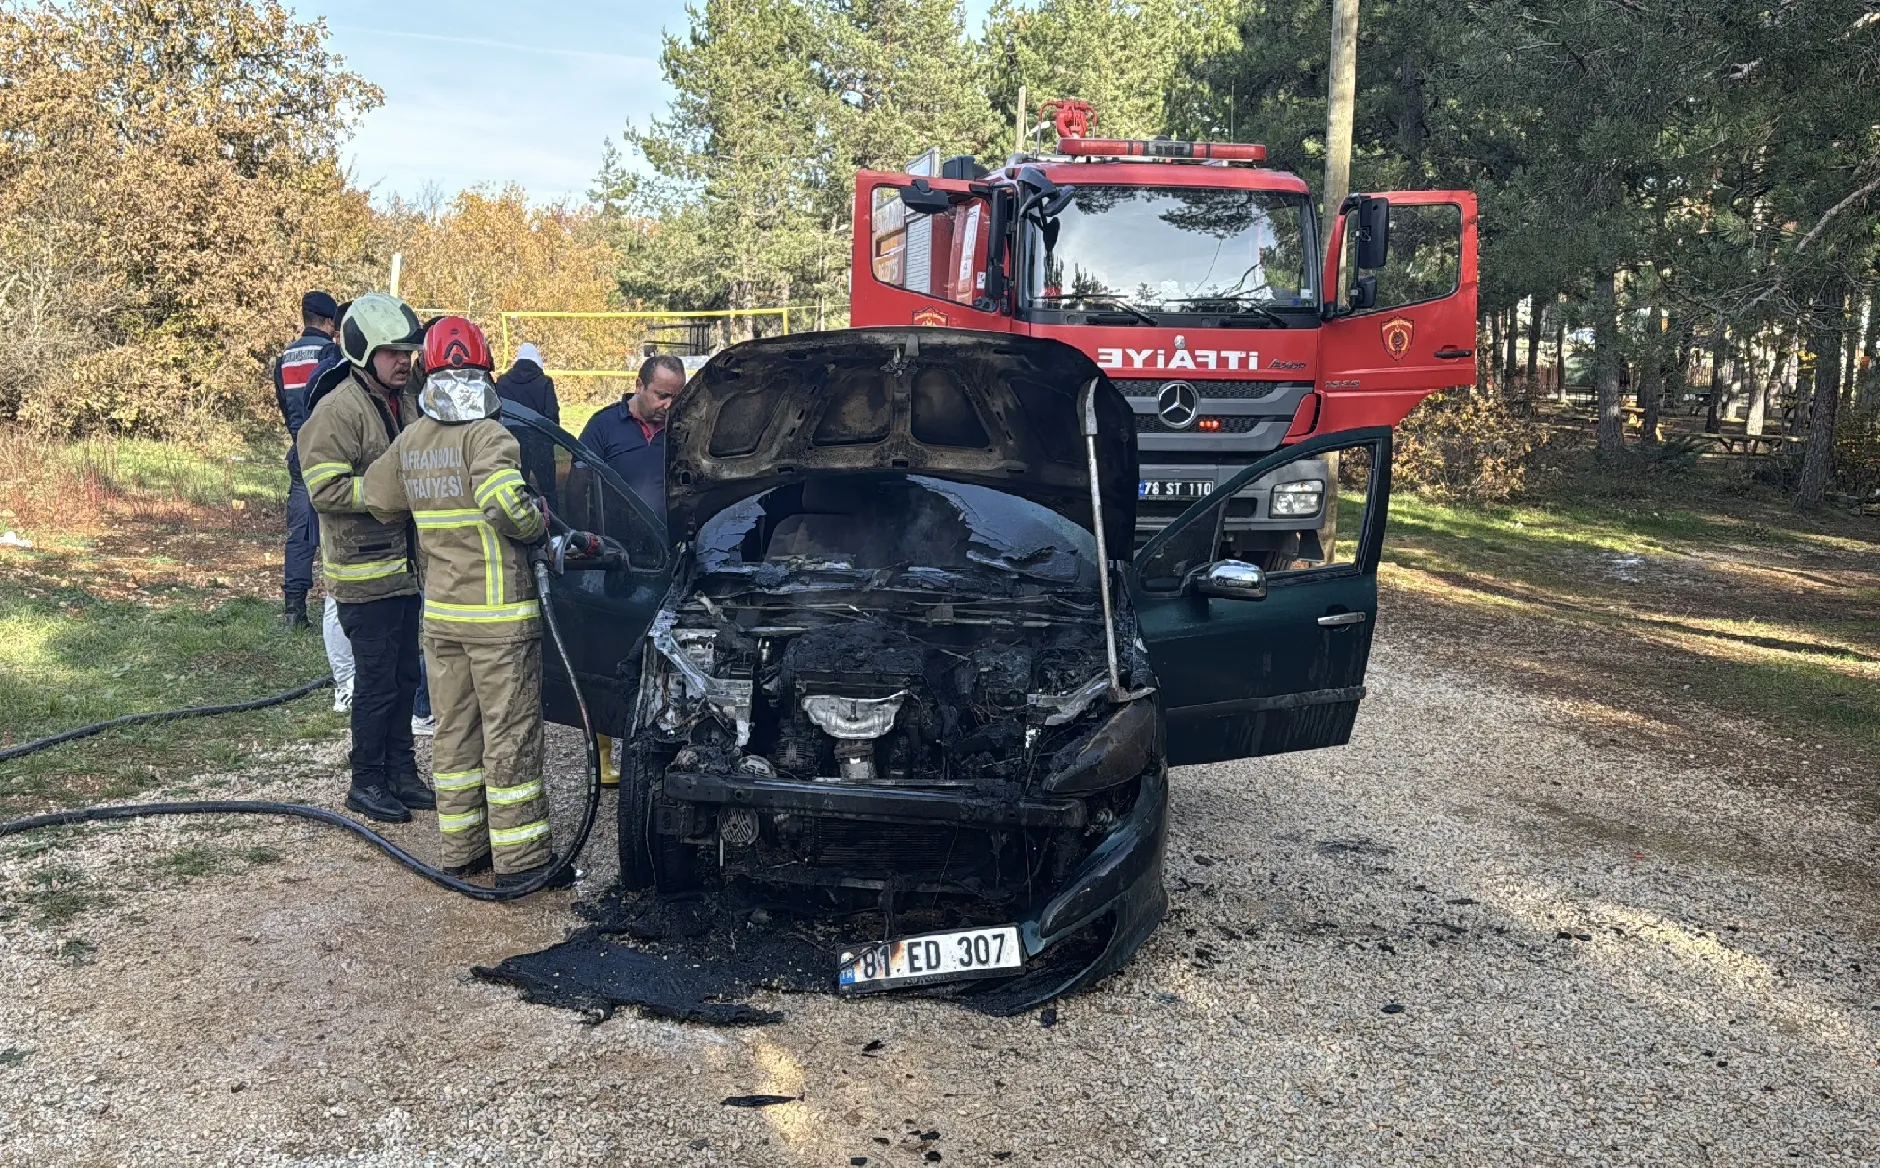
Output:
[1136,415,1263,434]
[1113,378,1307,402]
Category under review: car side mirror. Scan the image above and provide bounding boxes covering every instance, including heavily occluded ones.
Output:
[1187,559,1268,601]
[1348,274,1378,312]
[899,180,952,216]
[1355,196,1390,270]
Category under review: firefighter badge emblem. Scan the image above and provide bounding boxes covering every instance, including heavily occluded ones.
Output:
[912,307,950,328]
[1380,316,1415,362]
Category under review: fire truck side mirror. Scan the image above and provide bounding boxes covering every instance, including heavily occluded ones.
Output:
[899,180,953,216]
[1355,197,1391,270]
[1348,274,1378,312]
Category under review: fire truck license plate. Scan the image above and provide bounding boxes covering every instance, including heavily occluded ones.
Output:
[838,925,1023,990]
[1139,479,1214,500]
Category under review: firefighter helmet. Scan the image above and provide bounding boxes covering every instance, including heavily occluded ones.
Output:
[421,316,494,372]
[339,293,423,369]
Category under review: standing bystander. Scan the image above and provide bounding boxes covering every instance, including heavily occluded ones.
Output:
[577,352,684,784]
[494,342,560,423]
[273,291,340,631]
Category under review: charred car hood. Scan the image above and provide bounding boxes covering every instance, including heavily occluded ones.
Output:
[666,329,1138,557]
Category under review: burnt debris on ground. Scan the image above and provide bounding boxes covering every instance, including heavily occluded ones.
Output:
[472,885,1097,1025]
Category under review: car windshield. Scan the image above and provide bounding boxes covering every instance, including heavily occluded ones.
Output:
[1023,185,1314,312]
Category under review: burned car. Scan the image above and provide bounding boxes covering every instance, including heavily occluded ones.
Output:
[501,328,1393,1004]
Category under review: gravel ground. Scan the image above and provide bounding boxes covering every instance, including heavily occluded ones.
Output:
[3,636,1878,1166]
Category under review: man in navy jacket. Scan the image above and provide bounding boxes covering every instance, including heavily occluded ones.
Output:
[578,353,683,520]
[273,291,340,630]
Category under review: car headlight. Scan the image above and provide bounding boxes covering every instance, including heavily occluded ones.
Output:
[1270,480,1324,517]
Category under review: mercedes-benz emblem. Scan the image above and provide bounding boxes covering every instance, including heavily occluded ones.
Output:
[1157,380,1199,430]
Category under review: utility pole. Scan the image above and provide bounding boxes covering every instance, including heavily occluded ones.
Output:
[1323,0,1361,220]
[1015,85,1028,154]
[388,252,403,298]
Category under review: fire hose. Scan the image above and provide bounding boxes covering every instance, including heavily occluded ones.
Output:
[0,560,601,902]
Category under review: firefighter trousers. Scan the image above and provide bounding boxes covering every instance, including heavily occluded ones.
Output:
[423,634,552,874]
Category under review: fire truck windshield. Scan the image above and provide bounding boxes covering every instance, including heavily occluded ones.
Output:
[1022,185,1314,315]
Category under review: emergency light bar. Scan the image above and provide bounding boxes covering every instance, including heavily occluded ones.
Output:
[1059,137,1268,163]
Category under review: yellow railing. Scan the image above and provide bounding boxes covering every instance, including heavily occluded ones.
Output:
[497,308,795,377]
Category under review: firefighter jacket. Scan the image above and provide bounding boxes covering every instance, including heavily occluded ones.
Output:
[299,368,419,603]
[361,403,547,645]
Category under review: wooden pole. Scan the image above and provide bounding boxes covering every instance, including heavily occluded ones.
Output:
[1323,0,1361,219]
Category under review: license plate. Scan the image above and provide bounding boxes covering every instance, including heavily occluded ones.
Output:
[837,924,1023,991]
[1139,479,1214,500]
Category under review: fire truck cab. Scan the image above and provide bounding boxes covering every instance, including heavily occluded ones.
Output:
[849,115,1478,565]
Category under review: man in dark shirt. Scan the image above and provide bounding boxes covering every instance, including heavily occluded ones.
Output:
[494,342,560,423]
[578,353,684,517]
[273,291,340,630]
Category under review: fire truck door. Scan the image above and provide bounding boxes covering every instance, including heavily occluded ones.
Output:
[1318,191,1478,431]
[850,171,1007,330]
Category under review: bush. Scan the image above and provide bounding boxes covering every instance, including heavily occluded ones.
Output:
[1394,389,1550,502]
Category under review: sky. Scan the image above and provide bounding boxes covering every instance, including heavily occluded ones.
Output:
[296,0,996,205]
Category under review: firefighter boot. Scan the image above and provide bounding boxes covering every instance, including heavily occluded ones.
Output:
[345,777,412,824]
[388,769,437,812]
[494,861,576,891]
[597,734,620,787]
[442,851,491,878]
[281,589,311,632]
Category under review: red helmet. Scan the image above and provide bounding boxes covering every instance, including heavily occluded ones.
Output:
[421,316,493,373]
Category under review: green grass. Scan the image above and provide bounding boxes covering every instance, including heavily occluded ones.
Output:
[49,435,288,508]
[557,399,607,437]
[1381,483,1880,759]
[0,588,343,815]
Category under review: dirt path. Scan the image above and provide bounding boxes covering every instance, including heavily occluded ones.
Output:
[3,633,1878,1165]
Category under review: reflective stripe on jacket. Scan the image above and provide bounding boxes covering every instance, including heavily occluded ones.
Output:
[298,371,418,603]
[274,329,336,441]
[362,416,546,644]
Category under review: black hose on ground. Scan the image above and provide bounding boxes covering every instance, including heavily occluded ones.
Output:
[0,675,335,764]
[0,562,603,902]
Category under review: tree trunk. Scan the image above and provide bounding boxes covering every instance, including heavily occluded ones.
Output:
[1525,297,1543,394]
[1488,309,1505,394]
[1639,306,1665,443]
[1842,287,1865,406]
[1798,294,1845,506]
[1748,329,1784,437]
[1503,307,1519,392]
[1554,306,1568,401]
[1704,322,1726,434]
[1594,270,1625,454]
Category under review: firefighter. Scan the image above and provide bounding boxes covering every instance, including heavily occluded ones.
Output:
[299,293,430,824]
[274,291,340,630]
[361,317,568,887]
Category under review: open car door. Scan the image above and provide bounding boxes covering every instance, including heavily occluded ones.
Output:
[1318,191,1478,432]
[500,404,674,736]
[1129,428,1392,766]
[849,171,1008,330]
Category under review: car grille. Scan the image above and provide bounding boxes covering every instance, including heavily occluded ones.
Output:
[806,819,992,882]
[1136,415,1262,434]
[1114,378,1307,401]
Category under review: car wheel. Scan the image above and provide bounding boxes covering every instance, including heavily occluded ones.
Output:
[618,740,659,891]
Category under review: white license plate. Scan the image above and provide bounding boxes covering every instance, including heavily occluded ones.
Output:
[837,924,1023,991]
[1139,479,1214,500]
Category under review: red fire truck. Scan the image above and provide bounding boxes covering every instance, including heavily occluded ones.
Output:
[850,101,1478,566]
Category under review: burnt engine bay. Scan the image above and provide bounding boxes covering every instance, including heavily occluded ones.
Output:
[631,475,1158,905]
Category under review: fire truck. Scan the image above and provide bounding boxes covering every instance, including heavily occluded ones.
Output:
[850,100,1478,566]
